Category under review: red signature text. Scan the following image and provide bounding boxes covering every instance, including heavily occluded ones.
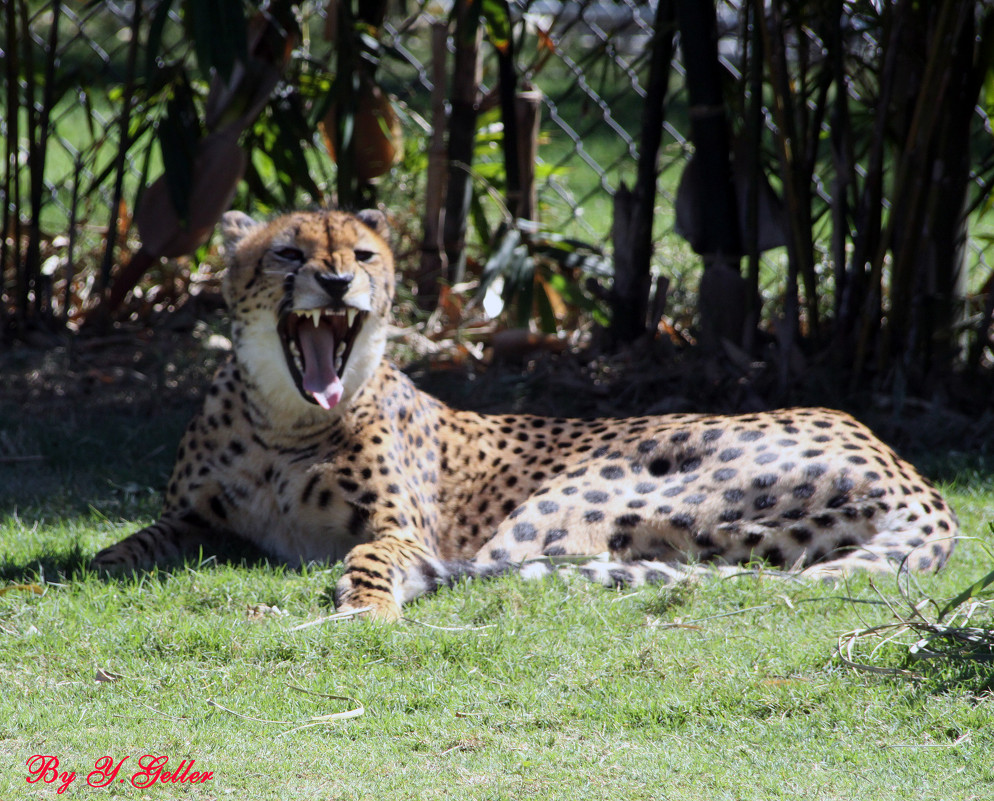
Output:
[26,754,214,793]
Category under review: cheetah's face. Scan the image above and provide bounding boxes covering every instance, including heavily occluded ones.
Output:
[220,209,394,415]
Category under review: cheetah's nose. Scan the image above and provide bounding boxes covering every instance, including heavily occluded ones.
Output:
[315,272,353,303]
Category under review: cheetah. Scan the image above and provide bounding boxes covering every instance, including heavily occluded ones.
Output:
[90,209,958,619]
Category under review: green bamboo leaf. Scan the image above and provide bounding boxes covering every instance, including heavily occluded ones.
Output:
[242,149,283,209]
[939,555,994,621]
[158,77,201,224]
[534,278,558,333]
[511,251,535,330]
[478,227,521,293]
[185,0,247,82]
[481,0,512,52]
[468,191,493,249]
[145,0,176,80]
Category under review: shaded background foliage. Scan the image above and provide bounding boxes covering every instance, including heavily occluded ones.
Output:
[3,0,994,409]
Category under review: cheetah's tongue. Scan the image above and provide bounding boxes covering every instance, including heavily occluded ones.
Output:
[298,320,344,410]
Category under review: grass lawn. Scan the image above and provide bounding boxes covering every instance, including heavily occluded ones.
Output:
[1,390,992,800]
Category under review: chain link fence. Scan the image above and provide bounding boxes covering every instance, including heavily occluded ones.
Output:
[2,1,992,334]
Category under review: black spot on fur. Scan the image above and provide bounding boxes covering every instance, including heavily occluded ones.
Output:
[609,532,632,551]
[790,526,813,543]
[544,529,567,546]
[648,458,672,477]
[512,522,538,542]
[833,476,855,493]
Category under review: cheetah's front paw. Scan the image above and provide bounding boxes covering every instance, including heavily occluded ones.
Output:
[334,573,402,621]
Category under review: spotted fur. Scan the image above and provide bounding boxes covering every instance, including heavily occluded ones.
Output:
[90,210,958,619]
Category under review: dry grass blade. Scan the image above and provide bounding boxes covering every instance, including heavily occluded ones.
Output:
[278,685,365,736]
[209,684,364,735]
[836,626,922,678]
[907,621,994,661]
[207,698,291,725]
[881,733,972,749]
[402,616,496,631]
[288,606,373,630]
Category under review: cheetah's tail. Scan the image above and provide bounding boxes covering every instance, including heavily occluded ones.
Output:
[396,553,782,604]
[398,542,956,605]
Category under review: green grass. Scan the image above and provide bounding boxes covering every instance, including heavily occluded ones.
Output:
[1,399,993,799]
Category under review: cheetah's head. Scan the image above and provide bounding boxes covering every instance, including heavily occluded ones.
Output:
[219,209,394,416]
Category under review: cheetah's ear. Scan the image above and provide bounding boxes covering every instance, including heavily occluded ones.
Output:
[355,208,389,237]
[220,211,261,256]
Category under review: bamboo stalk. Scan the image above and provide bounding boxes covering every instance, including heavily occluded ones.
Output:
[1,0,21,333]
[98,0,142,297]
[609,0,674,345]
[26,0,61,323]
[418,21,450,305]
[442,4,482,284]
[742,0,764,350]
[853,0,963,380]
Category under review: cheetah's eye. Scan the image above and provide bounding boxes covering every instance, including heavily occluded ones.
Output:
[353,249,376,263]
[273,246,304,262]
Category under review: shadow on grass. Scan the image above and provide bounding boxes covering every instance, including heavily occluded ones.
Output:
[0,541,93,584]
[0,539,276,585]
[0,404,192,524]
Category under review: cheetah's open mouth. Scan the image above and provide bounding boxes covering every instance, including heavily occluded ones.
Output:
[278,308,365,410]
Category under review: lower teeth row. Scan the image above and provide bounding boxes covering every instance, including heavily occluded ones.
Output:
[289,339,304,372]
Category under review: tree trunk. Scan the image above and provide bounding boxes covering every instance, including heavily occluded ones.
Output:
[676,0,744,348]
[418,21,450,306]
[608,0,675,345]
[442,4,482,284]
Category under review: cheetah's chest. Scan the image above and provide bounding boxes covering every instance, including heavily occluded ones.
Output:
[205,434,374,565]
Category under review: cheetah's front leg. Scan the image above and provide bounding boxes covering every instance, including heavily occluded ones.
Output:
[90,517,224,574]
[334,536,440,621]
